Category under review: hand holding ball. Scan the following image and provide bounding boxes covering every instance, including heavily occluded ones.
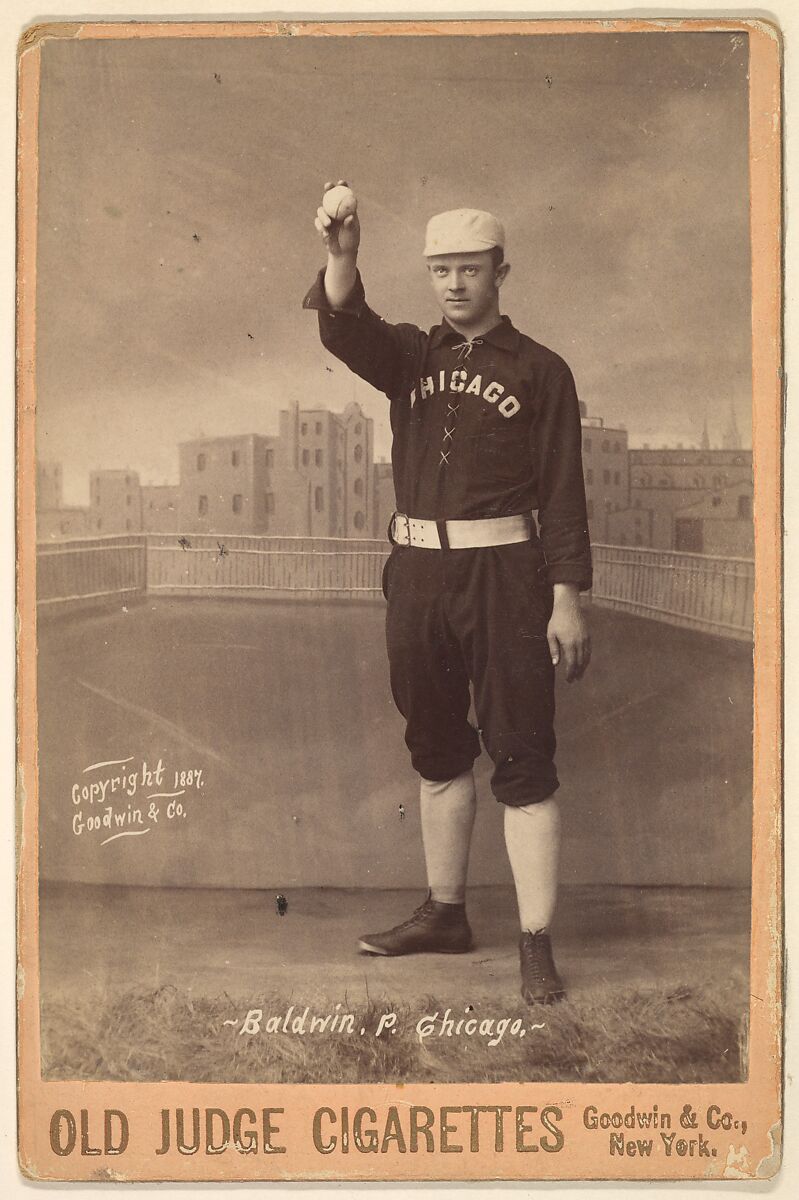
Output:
[315,180,360,258]
[322,185,358,223]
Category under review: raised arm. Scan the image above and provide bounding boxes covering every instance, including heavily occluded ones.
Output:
[304,181,422,401]
[314,179,360,308]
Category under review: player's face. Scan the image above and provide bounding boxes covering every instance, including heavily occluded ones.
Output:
[426,251,506,332]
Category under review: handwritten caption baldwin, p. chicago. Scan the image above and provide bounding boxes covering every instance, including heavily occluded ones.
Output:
[225,1004,546,1047]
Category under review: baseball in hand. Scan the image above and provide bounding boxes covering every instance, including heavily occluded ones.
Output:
[322,185,358,222]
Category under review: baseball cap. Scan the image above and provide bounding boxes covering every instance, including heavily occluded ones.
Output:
[423,208,505,257]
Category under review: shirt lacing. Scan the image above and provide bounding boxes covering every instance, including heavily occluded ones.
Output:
[439,339,484,467]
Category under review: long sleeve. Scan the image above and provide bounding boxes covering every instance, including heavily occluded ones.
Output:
[302,268,421,401]
[531,365,593,590]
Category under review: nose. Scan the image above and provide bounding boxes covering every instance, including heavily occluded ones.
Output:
[447,273,465,293]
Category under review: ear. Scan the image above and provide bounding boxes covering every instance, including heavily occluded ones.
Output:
[495,261,511,288]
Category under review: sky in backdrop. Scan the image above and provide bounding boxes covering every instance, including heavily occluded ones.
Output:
[34,29,752,506]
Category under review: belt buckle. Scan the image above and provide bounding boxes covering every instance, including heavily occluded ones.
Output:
[390,511,411,547]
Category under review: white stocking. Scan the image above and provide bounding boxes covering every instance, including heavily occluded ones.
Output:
[503,797,561,932]
[420,769,477,904]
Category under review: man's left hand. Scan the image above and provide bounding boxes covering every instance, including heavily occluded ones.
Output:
[547,583,591,682]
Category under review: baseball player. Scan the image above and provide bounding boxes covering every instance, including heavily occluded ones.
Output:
[303,182,592,1005]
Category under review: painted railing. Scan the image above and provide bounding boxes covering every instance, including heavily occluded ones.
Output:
[590,543,754,641]
[145,533,386,597]
[36,535,147,608]
[35,533,754,640]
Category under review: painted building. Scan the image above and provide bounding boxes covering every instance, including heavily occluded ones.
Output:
[178,434,308,536]
[88,469,142,534]
[37,507,91,541]
[373,461,396,540]
[141,485,180,533]
[580,404,629,542]
[280,405,340,536]
[279,400,374,537]
[608,450,753,556]
[341,402,375,537]
[605,504,672,550]
[37,461,63,511]
[672,477,754,557]
[629,448,752,515]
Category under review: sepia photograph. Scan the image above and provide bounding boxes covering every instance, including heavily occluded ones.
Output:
[16,16,782,1183]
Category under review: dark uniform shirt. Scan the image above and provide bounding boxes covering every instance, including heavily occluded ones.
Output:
[303,269,592,590]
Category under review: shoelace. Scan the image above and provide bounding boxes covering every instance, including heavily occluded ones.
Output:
[391,899,438,932]
[520,931,553,974]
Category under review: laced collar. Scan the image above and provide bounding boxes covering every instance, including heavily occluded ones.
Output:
[429,314,520,356]
[450,337,484,363]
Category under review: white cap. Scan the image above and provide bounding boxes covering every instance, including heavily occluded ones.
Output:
[423,208,505,257]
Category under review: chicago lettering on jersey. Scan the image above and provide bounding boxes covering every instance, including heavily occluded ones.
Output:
[409,369,521,418]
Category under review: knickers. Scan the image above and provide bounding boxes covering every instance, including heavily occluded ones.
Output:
[383,538,558,807]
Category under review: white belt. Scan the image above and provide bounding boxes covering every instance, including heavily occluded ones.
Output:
[389,511,531,550]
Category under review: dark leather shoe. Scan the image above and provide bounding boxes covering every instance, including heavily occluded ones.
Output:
[358,893,473,956]
[519,930,566,1004]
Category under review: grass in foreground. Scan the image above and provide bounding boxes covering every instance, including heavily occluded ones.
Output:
[41,981,747,1084]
